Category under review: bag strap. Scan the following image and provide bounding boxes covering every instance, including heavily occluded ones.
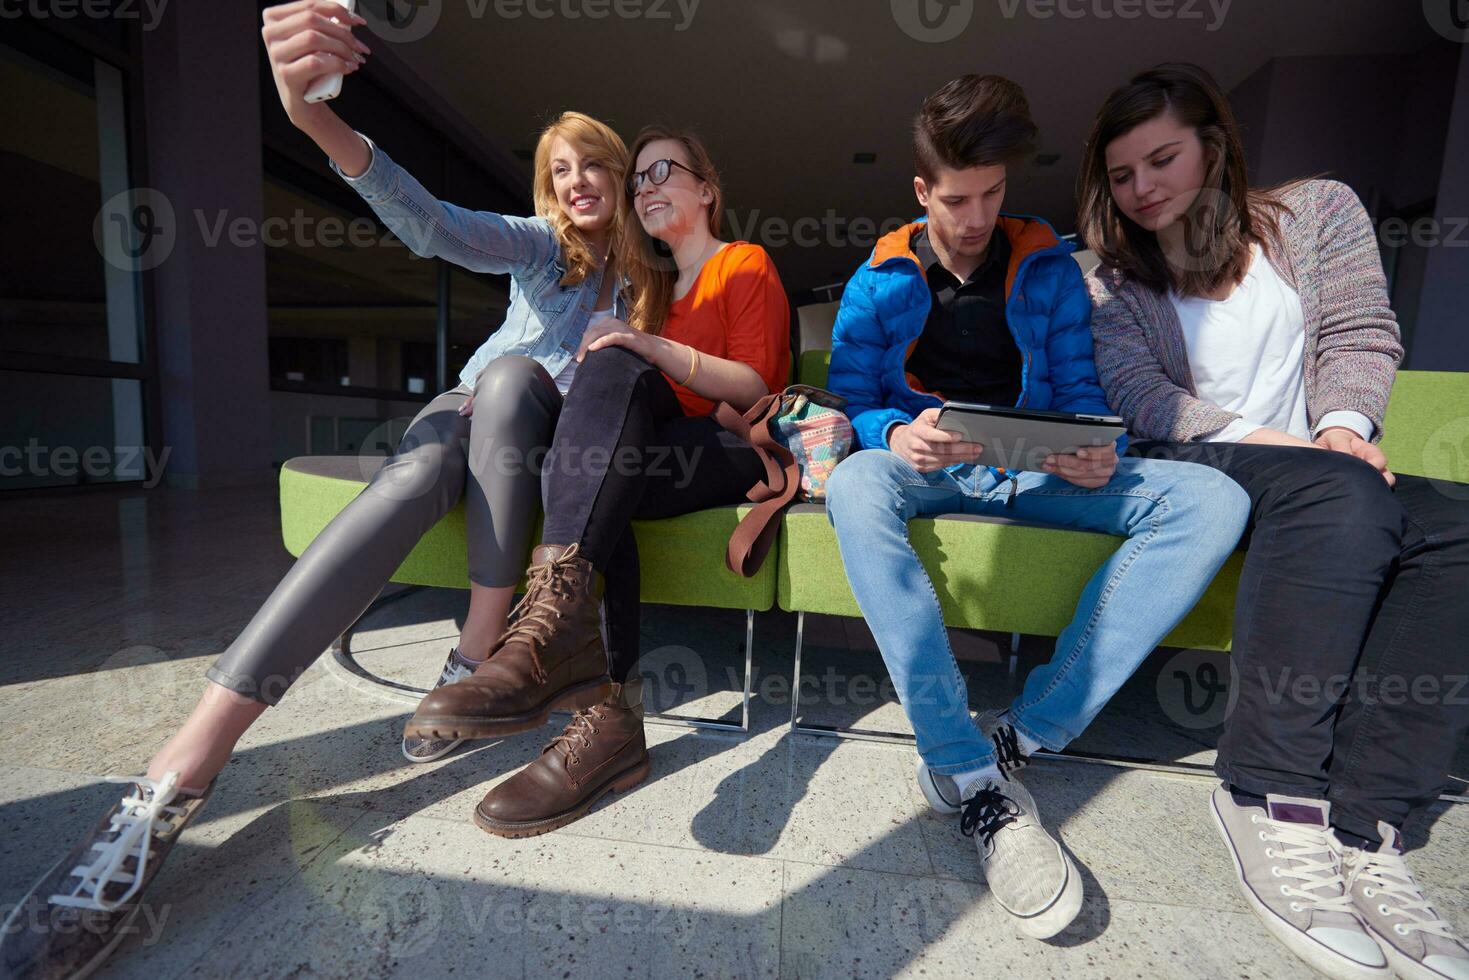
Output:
[716,392,803,577]
[714,394,785,500]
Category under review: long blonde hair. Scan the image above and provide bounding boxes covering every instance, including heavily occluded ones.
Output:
[619,125,724,336]
[531,111,631,286]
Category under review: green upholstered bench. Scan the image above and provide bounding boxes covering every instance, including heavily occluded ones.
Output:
[781,351,1469,744]
[278,455,775,731]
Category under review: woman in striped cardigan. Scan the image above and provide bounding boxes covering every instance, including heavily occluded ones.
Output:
[1080,63,1469,980]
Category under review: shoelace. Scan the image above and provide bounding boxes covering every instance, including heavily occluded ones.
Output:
[1349,848,1458,940]
[990,724,1026,774]
[492,545,585,683]
[959,785,1021,849]
[547,707,606,763]
[49,772,186,913]
[1251,813,1356,916]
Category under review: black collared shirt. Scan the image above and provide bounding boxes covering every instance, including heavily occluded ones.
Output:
[905,226,1023,406]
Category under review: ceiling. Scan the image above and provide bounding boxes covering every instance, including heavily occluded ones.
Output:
[370,0,1441,292]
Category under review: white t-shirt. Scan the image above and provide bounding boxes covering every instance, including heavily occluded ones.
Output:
[552,306,613,395]
[1168,244,1372,443]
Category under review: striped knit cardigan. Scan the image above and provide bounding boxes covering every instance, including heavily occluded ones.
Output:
[1086,179,1404,443]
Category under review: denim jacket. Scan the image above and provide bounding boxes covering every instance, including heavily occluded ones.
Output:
[330,133,625,390]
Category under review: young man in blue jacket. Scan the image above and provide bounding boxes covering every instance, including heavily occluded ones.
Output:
[824,75,1250,938]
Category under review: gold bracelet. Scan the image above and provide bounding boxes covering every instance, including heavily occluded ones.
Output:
[680,345,700,387]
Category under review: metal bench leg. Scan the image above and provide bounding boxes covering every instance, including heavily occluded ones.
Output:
[643,608,754,734]
[789,609,922,743]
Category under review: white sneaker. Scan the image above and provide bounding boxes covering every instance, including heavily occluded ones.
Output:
[402,649,475,763]
[1345,822,1469,980]
[962,773,1083,939]
[916,709,1030,816]
[1209,787,1388,980]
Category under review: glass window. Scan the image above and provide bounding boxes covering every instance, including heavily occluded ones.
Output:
[0,371,147,491]
[264,176,438,394]
[0,43,141,365]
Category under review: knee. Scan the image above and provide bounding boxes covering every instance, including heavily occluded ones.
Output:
[1262,450,1402,552]
[579,345,655,384]
[1306,451,1400,528]
[474,355,551,409]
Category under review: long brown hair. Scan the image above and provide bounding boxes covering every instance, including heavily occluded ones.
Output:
[531,111,631,286]
[619,125,724,337]
[1076,63,1296,298]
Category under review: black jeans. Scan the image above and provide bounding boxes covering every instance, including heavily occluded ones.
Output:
[1131,440,1469,839]
[541,346,767,683]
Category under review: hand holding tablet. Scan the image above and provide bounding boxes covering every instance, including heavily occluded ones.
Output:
[888,407,986,473]
[934,402,1126,477]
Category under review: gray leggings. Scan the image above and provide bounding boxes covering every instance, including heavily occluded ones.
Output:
[206,355,562,705]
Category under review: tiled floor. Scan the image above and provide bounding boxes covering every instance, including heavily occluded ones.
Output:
[1,483,1465,979]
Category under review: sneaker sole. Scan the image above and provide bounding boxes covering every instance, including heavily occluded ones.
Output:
[472,757,650,839]
[1208,792,1390,980]
[1363,926,1457,980]
[1002,845,1084,940]
[404,676,614,740]
[915,759,961,815]
[401,736,466,764]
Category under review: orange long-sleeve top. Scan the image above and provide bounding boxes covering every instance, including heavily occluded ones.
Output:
[659,242,791,416]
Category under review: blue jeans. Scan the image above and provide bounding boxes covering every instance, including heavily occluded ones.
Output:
[825,450,1251,776]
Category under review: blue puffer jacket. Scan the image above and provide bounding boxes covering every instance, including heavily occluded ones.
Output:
[829,215,1123,463]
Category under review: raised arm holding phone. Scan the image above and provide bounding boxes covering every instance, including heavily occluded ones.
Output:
[1,8,643,975]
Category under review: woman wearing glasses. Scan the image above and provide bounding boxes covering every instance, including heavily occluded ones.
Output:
[0,4,640,976]
[406,127,791,837]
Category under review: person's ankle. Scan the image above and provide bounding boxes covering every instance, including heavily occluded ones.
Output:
[453,645,488,666]
[146,746,224,795]
[953,762,1004,799]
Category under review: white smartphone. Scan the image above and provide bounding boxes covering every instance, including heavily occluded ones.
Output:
[303,0,358,104]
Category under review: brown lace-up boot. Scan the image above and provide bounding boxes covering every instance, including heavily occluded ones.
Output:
[405,544,613,740]
[473,679,649,838]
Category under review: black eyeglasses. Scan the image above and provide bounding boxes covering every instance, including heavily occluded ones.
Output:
[628,158,701,194]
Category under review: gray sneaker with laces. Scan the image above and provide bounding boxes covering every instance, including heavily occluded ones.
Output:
[1209,786,1388,980]
[1344,821,1469,980]
[961,772,1082,939]
[401,649,476,763]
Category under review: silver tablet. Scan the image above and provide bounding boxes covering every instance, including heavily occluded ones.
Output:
[934,402,1126,472]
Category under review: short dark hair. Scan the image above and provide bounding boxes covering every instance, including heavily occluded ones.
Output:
[913,74,1038,182]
